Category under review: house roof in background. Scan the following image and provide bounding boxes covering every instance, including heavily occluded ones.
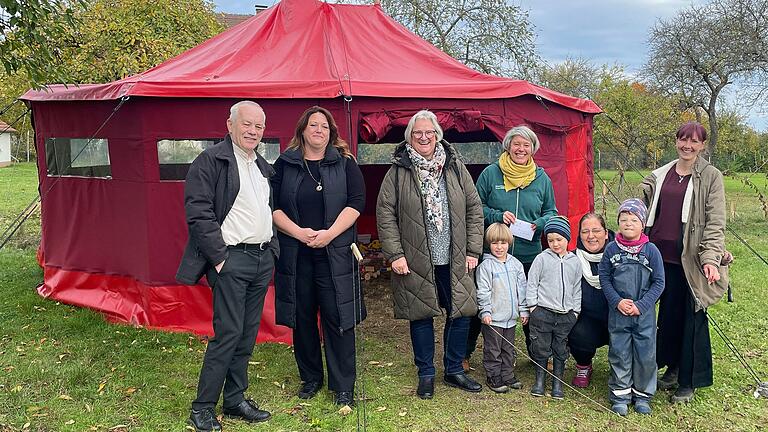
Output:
[216,13,252,28]
[0,120,18,133]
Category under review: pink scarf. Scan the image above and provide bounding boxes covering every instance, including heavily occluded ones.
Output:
[615,233,649,254]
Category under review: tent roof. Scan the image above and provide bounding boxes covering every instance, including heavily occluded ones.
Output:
[21,0,600,114]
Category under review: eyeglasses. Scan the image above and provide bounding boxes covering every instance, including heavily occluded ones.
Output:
[411,130,436,139]
[580,228,605,236]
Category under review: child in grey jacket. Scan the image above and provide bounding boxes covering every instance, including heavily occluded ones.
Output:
[476,223,529,393]
[526,216,582,400]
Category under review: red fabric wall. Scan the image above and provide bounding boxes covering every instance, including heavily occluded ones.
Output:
[30,96,593,340]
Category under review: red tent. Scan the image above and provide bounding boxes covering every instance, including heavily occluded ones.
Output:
[21,0,601,341]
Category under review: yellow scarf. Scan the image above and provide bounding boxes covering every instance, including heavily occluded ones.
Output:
[499,152,536,191]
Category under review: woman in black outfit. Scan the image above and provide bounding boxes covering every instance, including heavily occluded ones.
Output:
[567,212,613,388]
[272,106,366,407]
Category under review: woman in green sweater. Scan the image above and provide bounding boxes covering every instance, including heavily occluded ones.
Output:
[465,125,558,366]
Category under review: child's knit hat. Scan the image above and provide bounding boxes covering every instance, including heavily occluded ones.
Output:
[617,198,648,227]
[544,215,571,242]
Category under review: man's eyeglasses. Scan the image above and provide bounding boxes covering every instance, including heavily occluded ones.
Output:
[411,130,436,139]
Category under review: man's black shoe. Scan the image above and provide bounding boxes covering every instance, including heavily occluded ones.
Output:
[416,376,434,399]
[334,391,355,406]
[443,373,482,393]
[188,407,221,432]
[298,380,323,399]
[222,399,271,423]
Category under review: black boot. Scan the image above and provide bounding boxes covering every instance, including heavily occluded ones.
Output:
[550,359,565,399]
[530,359,546,397]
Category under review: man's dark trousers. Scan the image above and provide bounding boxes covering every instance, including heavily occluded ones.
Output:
[192,246,274,410]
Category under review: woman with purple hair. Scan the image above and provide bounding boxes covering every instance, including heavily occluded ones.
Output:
[641,122,729,403]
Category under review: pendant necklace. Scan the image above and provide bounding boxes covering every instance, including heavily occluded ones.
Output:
[303,158,323,191]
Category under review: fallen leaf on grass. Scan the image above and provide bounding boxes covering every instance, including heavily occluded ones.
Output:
[108,425,129,431]
[286,405,303,415]
[375,406,386,412]
[124,387,137,395]
[65,420,75,425]
[338,405,353,416]
[11,385,22,393]
[58,394,73,400]
[85,403,93,412]
[398,409,407,417]
[22,422,30,429]
[98,382,106,393]
[368,361,380,365]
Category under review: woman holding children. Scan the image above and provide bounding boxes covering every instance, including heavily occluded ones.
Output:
[376,110,484,399]
[599,199,665,416]
[642,122,729,404]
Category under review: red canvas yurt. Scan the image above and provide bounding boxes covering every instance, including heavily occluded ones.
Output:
[21,0,601,342]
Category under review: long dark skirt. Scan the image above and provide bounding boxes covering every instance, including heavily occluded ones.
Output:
[656,263,713,389]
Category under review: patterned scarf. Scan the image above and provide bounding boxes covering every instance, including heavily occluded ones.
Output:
[615,232,649,254]
[406,142,447,232]
[498,152,536,191]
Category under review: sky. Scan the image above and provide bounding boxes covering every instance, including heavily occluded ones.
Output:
[213,0,767,131]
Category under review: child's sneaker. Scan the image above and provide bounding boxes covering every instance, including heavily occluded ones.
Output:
[571,364,592,388]
[634,400,652,415]
[504,375,523,390]
[486,376,509,393]
[611,403,628,416]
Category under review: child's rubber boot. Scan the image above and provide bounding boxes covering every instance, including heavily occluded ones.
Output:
[550,359,565,399]
[530,359,547,397]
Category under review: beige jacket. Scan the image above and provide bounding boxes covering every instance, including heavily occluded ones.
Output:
[641,157,729,310]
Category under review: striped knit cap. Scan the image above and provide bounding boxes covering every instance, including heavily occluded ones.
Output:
[617,198,648,227]
[544,215,571,242]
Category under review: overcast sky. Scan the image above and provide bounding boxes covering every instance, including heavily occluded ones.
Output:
[213,0,767,131]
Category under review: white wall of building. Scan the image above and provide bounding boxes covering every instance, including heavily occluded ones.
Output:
[0,133,12,167]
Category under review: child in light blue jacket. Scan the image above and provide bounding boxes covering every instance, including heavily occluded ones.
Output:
[476,223,529,393]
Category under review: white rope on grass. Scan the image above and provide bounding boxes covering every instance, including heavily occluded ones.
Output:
[486,325,623,417]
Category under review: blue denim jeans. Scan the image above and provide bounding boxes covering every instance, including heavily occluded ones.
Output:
[409,264,470,377]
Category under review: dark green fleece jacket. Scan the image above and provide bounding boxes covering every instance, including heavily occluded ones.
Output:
[475,162,558,264]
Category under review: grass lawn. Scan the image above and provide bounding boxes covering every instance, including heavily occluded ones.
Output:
[0,163,766,431]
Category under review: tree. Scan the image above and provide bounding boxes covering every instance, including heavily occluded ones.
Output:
[340,0,539,79]
[643,0,768,155]
[58,0,224,83]
[0,0,224,145]
[0,0,82,89]
[536,57,623,101]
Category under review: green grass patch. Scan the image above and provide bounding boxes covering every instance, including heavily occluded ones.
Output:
[0,165,766,431]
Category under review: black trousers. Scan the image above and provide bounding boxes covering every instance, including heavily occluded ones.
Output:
[192,247,274,410]
[656,263,713,389]
[529,307,577,363]
[568,313,610,366]
[293,248,356,392]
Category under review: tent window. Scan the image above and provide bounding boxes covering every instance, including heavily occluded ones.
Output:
[357,141,502,165]
[46,138,111,178]
[157,138,280,181]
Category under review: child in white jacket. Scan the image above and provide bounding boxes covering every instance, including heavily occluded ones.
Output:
[476,223,529,393]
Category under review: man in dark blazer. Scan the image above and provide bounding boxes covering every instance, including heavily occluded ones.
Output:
[177,101,278,431]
